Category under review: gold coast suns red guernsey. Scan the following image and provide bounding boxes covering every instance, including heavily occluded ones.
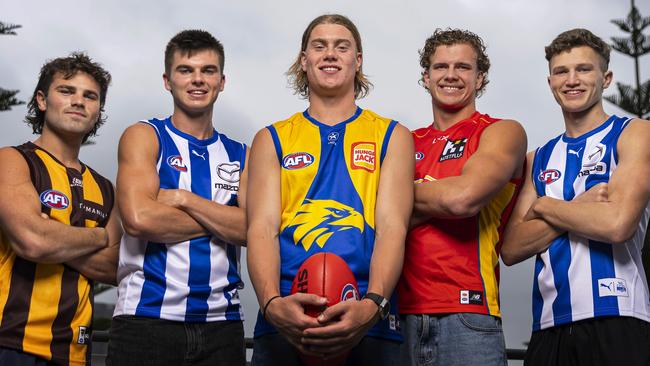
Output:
[0,142,114,365]
[398,112,522,317]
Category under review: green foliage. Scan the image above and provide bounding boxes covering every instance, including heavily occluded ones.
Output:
[0,88,24,111]
[604,81,650,118]
[0,22,21,35]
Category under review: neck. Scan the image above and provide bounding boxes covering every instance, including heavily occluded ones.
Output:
[563,102,609,138]
[171,107,215,140]
[34,129,82,170]
[307,89,358,126]
[432,100,477,131]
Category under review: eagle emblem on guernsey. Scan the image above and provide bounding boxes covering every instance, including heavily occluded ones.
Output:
[287,199,365,251]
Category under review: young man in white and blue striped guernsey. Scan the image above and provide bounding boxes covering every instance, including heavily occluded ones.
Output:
[107,30,248,366]
[502,29,650,366]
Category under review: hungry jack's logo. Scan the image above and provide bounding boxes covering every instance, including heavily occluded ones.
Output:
[351,142,376,172]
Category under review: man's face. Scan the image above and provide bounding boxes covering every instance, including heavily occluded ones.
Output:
[423,43,483,111]
[37,71,101,139]
[548,46,612,114]
[164,49,225,114]
[301,23,361,98]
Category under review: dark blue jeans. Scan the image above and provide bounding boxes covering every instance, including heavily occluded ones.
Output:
[400,313,507,366]
[106,315,245,366]
[251,333,400,366]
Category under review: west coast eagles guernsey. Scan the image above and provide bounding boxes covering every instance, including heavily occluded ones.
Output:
[253,107,402,340]
[113,117,246,322]
[531,115,650,331]
[0,142,114,365]
[398,112,523,317]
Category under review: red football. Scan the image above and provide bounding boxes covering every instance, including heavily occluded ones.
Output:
[290,252,360,366]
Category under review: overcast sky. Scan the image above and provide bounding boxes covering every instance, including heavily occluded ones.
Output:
[2,0,647,352]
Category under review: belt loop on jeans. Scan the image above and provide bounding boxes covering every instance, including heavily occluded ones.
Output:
[421,314,429,337]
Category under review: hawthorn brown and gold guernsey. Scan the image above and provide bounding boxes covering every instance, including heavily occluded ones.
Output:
[0,142,113,366]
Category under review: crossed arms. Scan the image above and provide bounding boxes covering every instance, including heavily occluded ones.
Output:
[501,119,650,265]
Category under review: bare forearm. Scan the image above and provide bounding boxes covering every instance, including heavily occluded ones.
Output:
[123,204,208,243]
[414,178,481,219]
[501,219,564,265]
[14,219,107,263]
[179,193,247,245]
[367,226,406,298]
[66,244,119,285]
[247,226,281,306]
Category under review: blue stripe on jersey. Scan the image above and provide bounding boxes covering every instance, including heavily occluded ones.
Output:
[267,126,283,164]
[380,120,397,165]
[550,234,572,325]
[532,256,545,331]
[562,139,584,201]
[135,243,168,317]
[185,145,212,322]
[590,240,619,316]
[532,136,562,197]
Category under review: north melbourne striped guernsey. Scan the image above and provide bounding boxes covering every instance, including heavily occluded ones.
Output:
[530,115,650,331]
[113,117,246,323]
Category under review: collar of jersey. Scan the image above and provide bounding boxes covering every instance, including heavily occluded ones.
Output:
[302,106,362,130]
[430,111,482,133]
[26,141,87,174]
[164,116,220,146]
[561,115,617,144]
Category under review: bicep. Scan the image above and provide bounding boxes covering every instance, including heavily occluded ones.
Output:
[246,130,281,230]
[375,125,414,228]
[117,124,161,218]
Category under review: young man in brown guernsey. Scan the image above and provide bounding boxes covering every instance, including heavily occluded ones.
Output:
[0,53,121,366]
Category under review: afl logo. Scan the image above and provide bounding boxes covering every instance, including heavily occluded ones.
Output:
[340,283,359,302]
[538,169,561,184]
[415,152,425,161]
[282,152,314,170]
[40,190,69,210]
[167,155,187,172]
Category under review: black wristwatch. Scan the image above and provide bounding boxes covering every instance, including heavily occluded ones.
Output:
[363,292,390,320]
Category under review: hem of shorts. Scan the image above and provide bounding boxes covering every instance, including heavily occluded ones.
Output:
[113,308,243,322]
[0,344,86,365]
[253,328,401,342]
[534,309,650,331]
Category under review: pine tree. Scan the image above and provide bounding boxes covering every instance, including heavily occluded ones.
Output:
[0,21,24,111]
[606,0,650,282]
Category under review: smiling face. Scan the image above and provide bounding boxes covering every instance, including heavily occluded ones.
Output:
[163,49,225,115]
[36,71,101,140]
[300,23,361,99]
[548,45,612,114]
[423,43,484,112]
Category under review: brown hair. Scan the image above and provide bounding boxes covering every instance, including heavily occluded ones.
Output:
[287,14,371,99]
[545,28,610,71]
[25,52,111,143]
[165,29,225,74]
[419,28,490,97]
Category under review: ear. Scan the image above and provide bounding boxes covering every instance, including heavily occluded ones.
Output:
[476,72,485,92]
[356,52,362,72]
[422,70,431,90]
[603,70,613,89]
[220,74,226,92]
[163,73,172,92]
[36,90,47,112]
[300,51,307,72]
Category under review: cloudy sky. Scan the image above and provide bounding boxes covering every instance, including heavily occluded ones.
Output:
[2,0,647,351]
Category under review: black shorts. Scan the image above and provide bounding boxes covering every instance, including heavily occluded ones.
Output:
[0,347,53,366]
[525,316,650,366]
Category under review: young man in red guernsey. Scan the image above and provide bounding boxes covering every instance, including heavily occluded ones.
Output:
[398,29,527,366]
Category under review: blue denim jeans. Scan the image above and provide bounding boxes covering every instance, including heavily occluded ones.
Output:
[400,313,507,366]
[252,333,400,366]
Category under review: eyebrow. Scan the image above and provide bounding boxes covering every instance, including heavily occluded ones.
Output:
[310,38,352,46]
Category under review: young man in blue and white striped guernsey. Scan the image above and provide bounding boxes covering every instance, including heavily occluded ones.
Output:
[107,30,248,366]
[502,28,650,366]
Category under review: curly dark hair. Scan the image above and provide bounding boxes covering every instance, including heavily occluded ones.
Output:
[165,29,225,74]
[287,14,372,99]
[419,28,490,97]
[25,52,112,143]
[545,28,610,71]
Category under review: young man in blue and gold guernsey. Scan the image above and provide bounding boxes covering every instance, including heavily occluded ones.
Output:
[0,53,121,366]
[247,14,414,365]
